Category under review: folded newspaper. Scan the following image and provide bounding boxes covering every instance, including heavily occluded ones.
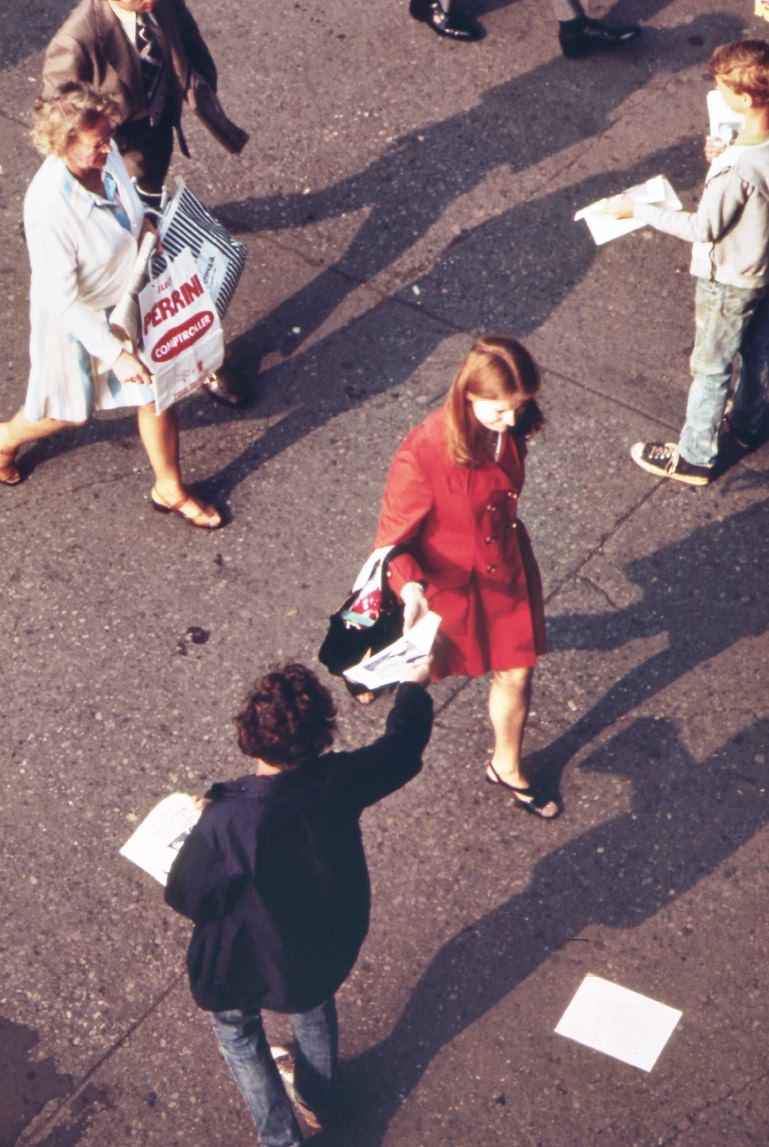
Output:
[574,174,682,246]
[120,792,201,885]
[109,230,157,346]
[706,89,744,146]
[343,610,441,690]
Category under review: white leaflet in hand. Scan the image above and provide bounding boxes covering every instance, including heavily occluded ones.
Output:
[109,230,157,345]
[574,175,683,246]
[555,973,682,1072]
[119,792,201,886]
[707,89,744,145]
[344,611,441,689]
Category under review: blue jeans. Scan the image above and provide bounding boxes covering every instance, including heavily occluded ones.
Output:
[211,998,338,1147]
[679,278,769,467]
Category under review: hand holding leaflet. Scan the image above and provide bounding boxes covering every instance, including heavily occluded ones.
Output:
[706,89,744,146]
[574,175,682,245]
[120,792,202,885]
[344,611,441,691]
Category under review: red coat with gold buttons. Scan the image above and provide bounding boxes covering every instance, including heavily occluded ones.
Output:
[375,409,545,679]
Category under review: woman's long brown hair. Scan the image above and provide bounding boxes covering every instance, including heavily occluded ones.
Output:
[445,334,544,466]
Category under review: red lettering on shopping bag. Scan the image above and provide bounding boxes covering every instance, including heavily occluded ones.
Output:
[151,310,215,362]
[142,273,205,336]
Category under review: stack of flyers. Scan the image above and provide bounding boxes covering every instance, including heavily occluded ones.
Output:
[574,174,682,246]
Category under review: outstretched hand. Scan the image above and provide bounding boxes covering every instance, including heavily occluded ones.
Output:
[402,655,432,686]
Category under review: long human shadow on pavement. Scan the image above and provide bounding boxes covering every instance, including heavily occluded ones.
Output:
[17,134,702,488]
[320,712,769,1146]
[204,136,703,500]
[0,1013,114,1147]
[218,9,734,365]
[0,0,63,73]
[526,488,769,796]
[14,11,738,484]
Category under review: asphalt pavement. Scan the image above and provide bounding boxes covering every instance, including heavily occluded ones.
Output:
[2,1,769,1145]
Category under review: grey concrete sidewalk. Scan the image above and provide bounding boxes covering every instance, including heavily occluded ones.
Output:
[2,1,768,1145]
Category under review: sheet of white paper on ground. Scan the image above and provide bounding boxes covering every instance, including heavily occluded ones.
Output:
[707,89,744,144]
[574,175,683,246]
[555,974,682,1072]
[120,792,201,886]
[343,611,441,690]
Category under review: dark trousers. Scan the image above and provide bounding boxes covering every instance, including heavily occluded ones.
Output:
[115,113,175,194]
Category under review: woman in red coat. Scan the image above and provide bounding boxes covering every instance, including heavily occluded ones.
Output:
[375,334,557,818]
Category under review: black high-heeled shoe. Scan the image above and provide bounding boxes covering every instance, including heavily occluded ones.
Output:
[485,762,560,819]
[559,16,641,59]
[409,0,483,42]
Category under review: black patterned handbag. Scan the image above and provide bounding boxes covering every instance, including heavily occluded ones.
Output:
[319,546,409,681]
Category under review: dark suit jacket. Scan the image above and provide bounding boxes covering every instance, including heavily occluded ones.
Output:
[42,0,247,156]
[165,684,434,1014]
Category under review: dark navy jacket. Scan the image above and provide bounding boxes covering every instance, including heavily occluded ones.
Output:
[165,684,433,1014]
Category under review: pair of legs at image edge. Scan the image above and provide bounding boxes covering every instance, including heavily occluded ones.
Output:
[0,404,221,528]
[633,279,769,486]
[485,667,559,819]
[410,0,640,52]
[212,998,337,1146]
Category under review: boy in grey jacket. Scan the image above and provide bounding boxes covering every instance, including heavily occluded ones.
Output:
[606,40,769,485]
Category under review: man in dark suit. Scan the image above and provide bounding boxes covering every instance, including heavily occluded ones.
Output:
[43,0,249,404]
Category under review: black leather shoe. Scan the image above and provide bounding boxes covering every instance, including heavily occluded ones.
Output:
[409,0,483,41]
[559,16,640,58]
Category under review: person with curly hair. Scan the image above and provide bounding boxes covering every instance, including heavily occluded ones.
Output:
[165,661,433,1146]
[0,82,221,526]
[41,0,249,407]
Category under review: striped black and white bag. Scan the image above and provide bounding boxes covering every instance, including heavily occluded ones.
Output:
[151,177,246,318]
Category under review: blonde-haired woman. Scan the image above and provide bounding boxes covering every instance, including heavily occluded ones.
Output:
[375,334,557,817]
[0,82,220,528]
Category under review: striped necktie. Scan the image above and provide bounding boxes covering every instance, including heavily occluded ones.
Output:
[135,13,167,124]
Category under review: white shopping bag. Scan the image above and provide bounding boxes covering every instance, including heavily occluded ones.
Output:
[139,246,225,413]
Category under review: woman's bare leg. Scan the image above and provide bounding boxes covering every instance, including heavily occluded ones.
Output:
[488,666,533,788]
[137,403,221,528]
[137,404,185,501]
[0,408,80,481]
[0,408,75,452]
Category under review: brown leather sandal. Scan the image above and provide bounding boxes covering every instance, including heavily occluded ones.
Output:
[0,447,21,486]
[150,487,222,530]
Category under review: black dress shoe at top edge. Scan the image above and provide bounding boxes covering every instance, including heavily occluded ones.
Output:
[409,0,483,42]
[559,15,641,58]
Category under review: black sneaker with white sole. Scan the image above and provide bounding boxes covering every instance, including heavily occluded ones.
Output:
[630,441,712,486]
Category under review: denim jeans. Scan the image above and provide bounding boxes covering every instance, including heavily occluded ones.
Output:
[211,998,338,1147]
[679,278,769,466]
